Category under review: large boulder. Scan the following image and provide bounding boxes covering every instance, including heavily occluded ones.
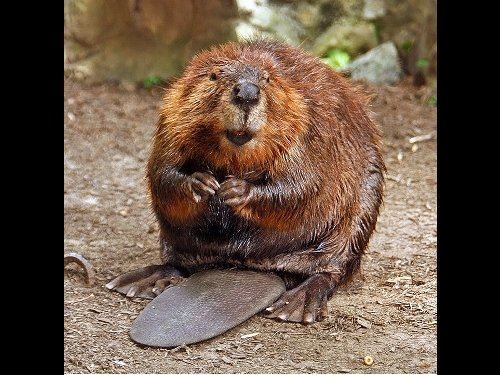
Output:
[64,0,238,83]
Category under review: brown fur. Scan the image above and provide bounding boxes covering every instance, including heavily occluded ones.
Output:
[144,39,385,322]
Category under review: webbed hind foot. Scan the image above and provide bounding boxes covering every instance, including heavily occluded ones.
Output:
[263,273,332,324]
[105,264,185,299]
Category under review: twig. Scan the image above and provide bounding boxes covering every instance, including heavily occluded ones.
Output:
[96,317,113,324]
[173,357,201,368]
[386,174,402,183]
[64,252,95,285]
[66,294,94,304]
[65,328,83,336]
[408,132,435,144]
[241,332,260,339]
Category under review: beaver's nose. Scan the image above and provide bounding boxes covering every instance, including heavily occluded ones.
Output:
[232,82,260,107]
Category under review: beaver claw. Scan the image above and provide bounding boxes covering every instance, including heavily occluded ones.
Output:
[263,274,331,324]
[106,264,185,299]
[218,177,253,207]
[187,172,220,203]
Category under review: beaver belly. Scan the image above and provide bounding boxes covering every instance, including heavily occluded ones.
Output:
[162,196,257,252]
[161,196,317,272]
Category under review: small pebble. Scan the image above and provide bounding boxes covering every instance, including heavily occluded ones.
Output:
[112,359,126,367]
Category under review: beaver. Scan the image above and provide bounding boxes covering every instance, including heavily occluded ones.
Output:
[106,39,385,324]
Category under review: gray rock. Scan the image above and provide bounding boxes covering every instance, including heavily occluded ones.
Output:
[235,0,306,46]
[343,41,402,85]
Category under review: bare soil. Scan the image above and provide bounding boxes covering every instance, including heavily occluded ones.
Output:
[64,78,437,374]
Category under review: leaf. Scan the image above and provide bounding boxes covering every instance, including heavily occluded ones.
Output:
[427,95,437,107]
[416,58,429,69]
[322,49,351,70]
[143,75,162,89]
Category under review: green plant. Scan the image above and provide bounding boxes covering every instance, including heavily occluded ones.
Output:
[401,40,414,54]
[426,95,437,107]
[143,75,162,89]
[416,58,430,69]
[321,49,351,70]
[373,23,382,44]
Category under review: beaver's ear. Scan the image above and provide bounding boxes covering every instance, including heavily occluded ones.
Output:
[263,71,270,83]
[209,67,225,81]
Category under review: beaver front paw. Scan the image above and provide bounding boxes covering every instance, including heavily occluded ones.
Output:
[187,172,220,203]
[105,265,185,299]
[218,177,254,208]
[263,274,332,324]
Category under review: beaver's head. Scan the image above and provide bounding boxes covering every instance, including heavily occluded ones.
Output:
[208,63,267,147]
[160,41,309,174]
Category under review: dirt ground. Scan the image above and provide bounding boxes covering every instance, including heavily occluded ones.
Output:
[64,77,437,374]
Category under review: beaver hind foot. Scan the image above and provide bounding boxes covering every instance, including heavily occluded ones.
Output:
[263,274,332,324]
[105,265,185,299]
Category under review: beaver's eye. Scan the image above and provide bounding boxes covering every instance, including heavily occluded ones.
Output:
[266,76,270,83]
[209,73,217,81]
